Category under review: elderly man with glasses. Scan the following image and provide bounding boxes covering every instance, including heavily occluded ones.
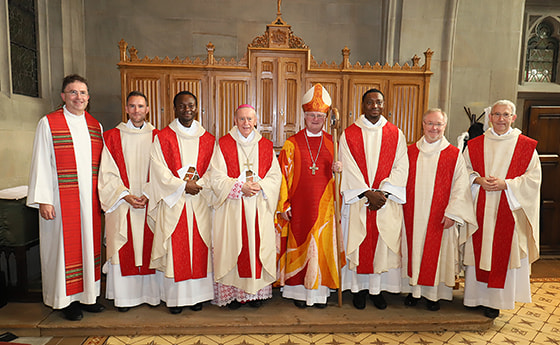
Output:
[402,108,477,312]
[462,100,541,318]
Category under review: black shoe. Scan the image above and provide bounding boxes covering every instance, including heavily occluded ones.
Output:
[228,300,242,310]
[168,306,183,314]
[80,302,105,313]
[189,303,203,311]
[370,293,387,310]
[483,307,499,318]
[117,307,130,312]
[314,303,327,309]
[62,302,83,321]
[426,300,440,311]
[248,300,263,308]
[404,293,420,306]
[293,300,307,308]
[352,290,368,310]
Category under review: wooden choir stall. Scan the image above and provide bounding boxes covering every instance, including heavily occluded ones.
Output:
[117,15,433,149]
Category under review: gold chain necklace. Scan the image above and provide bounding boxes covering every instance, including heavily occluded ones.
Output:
[304,131,323,175]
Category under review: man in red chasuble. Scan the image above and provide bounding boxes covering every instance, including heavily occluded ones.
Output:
[99,91,161,312]
[211,104,282,309]
[146,91,215,314]
[28,74,105,321]
[339,88,408,310]
[463,100,541,319]
[401,108,477,311]
[276,84,344,308]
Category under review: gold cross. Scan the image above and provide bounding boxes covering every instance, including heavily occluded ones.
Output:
[309,163,318,175]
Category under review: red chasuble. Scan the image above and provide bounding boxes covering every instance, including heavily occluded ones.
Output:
[157,126,215,282]
[103,127,158,276]
[278,130,335,286]
[468,134,537,288]
[404,143,458,286]
[219,133,273,279]
[46,109,103,295]
[344,122,399,274]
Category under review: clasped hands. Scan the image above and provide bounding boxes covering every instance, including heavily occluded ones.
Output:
[124,194,148,208]
[241,181,261,198]
[474,176,506,192]
[185,179,203,195]
[363,190,387,211]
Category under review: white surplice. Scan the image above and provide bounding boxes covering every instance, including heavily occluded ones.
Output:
[146,119,214,307]
[401,136,477,302]
[462,128,541,310]
[99,121,162,308]
[339,115,408,294]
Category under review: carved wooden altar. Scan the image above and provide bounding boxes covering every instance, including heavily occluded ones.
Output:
[117,15,433,148]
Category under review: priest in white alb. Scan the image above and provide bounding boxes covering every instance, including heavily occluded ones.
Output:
[99,91,161,312]
[146,91,215,314]
[401,108,477,311]
[463,99,541,319]
[339,88,408,310]
[211,104,282,309]
[27,74,105,321]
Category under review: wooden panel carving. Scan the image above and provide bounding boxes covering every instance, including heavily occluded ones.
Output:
[390,83,421,143]
[123,74,164,129]
[215,78,249,138]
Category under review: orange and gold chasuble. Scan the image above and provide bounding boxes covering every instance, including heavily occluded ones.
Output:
[46,109,103,296]
[276,130,344,289]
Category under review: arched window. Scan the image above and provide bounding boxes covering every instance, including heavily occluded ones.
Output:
[525,18,559,83]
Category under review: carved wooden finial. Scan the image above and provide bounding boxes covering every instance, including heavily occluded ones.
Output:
[412,54,420,67]
[118,39,128,62]
[342,46,351,69]
[207,42,216,65]
[128,46,138,61]
[424,48,434,71]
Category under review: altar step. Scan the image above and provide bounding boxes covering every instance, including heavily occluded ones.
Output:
[0,289,491,337]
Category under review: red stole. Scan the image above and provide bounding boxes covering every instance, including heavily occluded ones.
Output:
[103,126,158,276]
[219,133,273,279]
[468,134,537,288]
[157,126,215,282]
[46,109,103,295]
[404,143,458,286]
[345,122,399,274]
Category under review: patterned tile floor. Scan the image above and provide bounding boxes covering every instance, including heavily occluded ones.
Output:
[83,281,560,345]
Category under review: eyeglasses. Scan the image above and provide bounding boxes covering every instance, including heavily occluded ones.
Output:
[65,90,88,97]
[491,112,513,119]
[423,121,445,128]
[305,113,326,119]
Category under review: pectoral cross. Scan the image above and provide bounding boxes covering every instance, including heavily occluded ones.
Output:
[309,163,318,175]
[244,158,253,172]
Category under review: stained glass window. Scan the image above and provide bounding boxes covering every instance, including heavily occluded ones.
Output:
[525,21,558,83]
[9,0,39,97]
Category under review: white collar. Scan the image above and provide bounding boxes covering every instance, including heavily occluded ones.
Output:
[63,105,84,117]
[175,119,199,135]
[237,128,255,142]
[306,129,322,137]
[126,119,144,129]
[490,127,513,136]
[361,115,386,128]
